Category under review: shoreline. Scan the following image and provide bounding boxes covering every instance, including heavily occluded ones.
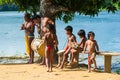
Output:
[0,64,120,80]
[0,56,120,74]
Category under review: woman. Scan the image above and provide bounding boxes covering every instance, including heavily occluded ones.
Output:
[21,13,35,64]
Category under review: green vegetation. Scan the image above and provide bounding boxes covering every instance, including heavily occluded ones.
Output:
[0,0,120,22]
[0,4,18,11]
[0,0,40,15]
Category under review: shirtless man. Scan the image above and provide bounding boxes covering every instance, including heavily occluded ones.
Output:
[84,31,99,72]
[44,24,58,72]
[58,26,77,69]
[32,15,41,37]
[21,13,35,64]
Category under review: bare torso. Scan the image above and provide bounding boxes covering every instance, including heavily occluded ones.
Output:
[79,37,87,49]
[86,40,97,53]
[45,32,56,47]
[68,34,76,47]
[24,21,34,36]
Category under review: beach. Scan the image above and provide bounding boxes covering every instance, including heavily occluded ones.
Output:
[0,64,120,80]
[0,11,120,79]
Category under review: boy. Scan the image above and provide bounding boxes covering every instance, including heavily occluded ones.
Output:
[57,26,77,69]
[44,24,58,72]
[84,31,99,72]
[70,29,87,64]
[21,13,35,64]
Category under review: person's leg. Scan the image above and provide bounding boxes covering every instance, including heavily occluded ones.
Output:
[92,58,97,70]
[88,63,91,72]
[40,56,45,65]
[28,37,34,64]
[45,49,50,72]
[49,49,54,72]
[56,54,61,68]
[88,54,91,72]
[70,49,80,64]
[59,52,68,69]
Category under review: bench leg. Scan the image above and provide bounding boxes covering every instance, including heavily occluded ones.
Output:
[104,55,112,73]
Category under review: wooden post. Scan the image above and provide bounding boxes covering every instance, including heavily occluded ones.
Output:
[104,55,112,73]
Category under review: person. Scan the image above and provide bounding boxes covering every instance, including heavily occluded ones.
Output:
[34,16,56,65]
[32,15,41,37]
[70,29,87,64]
[20,13,35,64]
[83,31,99,72]
[33,15,46,65]
[44,24,58,72]
[57,26,77,69]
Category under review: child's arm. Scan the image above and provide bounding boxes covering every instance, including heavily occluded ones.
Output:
[95,41,99,51]
[36,24,41,35]
[54,34,59,47]
[72,35,77,43]
[78,38,84,46]
[83,41,87,53]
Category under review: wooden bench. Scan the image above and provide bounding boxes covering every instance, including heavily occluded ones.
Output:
[58,50,120,73]
[97,52,120,73]
[79,51,120,73]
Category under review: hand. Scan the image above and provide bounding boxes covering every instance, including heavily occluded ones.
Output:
[20,24,25,30]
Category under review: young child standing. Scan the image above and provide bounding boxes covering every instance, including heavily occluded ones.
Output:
[57,26,77,69]
[84,31,99,72]
[44,24,58,72]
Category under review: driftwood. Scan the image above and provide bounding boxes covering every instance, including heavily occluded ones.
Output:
[40,0,68,18]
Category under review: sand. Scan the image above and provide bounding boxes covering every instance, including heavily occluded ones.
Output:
[0,64,119,80]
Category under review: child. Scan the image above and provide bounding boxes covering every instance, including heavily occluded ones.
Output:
[84,31,99,72]
[70,29,87,64]
[44,24,58,72]
[57,26,77,69]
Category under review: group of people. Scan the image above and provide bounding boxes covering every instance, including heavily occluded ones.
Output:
[56,26,99,72]
[21,13,99,73]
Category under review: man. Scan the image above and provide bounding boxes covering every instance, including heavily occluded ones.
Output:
[32,15,41,38]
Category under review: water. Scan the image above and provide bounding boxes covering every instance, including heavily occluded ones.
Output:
[0,11,120,73]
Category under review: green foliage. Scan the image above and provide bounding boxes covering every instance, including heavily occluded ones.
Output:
[53,0,120,23]
[0,0,120,23]
[0,4,18,11]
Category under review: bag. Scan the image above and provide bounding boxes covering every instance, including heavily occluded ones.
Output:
[31,38,46,56]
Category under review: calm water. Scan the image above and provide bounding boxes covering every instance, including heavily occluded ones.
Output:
[0,11,120,72]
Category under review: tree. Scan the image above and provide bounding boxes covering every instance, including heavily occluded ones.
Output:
[40,0,120,23]
[1,0,120,22]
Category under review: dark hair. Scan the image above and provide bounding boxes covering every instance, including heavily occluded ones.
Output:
[77,29,86,37]
[24,13,30,18]
[47,24,55,33]
[33,15,41,20]
[65,25,73,32]
[88,31,95,39]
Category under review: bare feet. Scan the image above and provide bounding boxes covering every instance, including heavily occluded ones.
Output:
[49,69,53,72]
[27,60,33,64]
[47,69,49,72]
[92,68,97,71]
[40,62,45,65]
[88,70,91,73]
[56,64,61,68]
[67,63,71,66]
[59,65,63,69]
